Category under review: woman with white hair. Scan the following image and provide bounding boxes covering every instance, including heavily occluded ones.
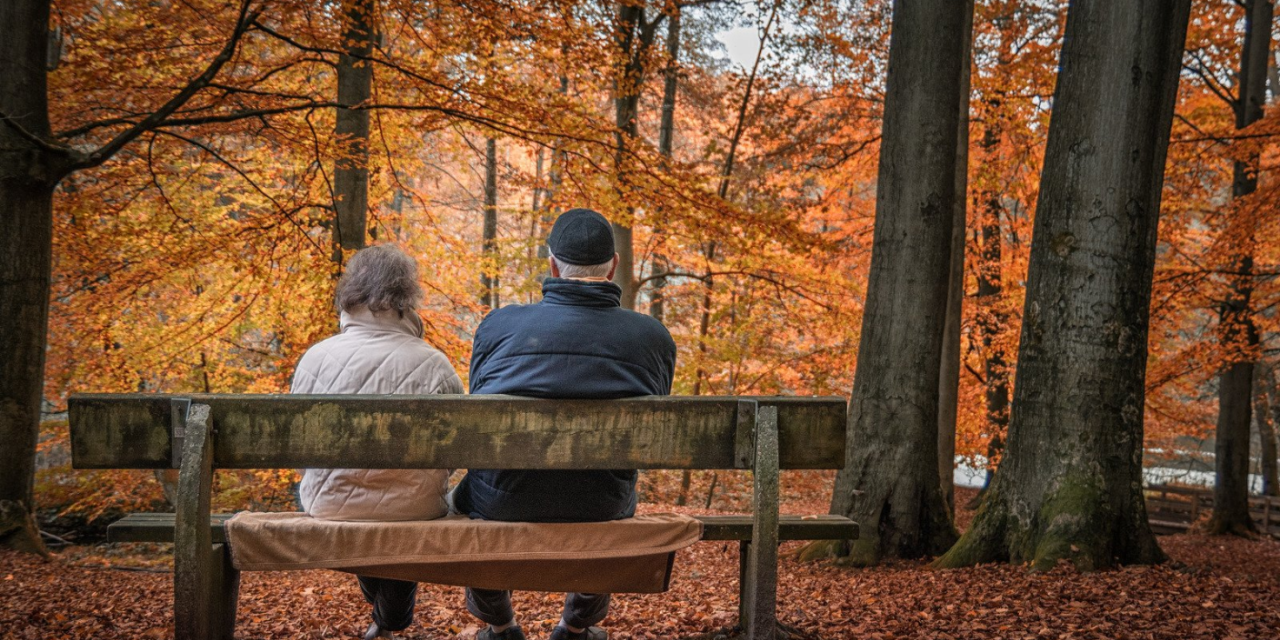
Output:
[291,244,463,640]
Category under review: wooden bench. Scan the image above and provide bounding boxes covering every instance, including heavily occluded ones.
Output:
[1145,483,1280,538]
[69,393,856,640]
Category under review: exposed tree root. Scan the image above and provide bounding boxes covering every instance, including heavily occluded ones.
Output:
[0,500,50,558]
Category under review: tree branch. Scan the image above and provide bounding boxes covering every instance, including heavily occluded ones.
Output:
[70,0,260,171]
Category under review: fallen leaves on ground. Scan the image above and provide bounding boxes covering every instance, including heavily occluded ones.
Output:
[4,488,1279,640]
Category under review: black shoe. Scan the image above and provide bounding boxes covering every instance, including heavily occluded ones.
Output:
[363,623,398,640]
[477,625,527,640]
[549,626,607,640]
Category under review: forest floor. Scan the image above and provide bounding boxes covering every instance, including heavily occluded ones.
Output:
[2,482,1280,640]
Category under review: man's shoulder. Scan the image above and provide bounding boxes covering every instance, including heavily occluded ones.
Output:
[611,308,676,344]
[476,302,542,333]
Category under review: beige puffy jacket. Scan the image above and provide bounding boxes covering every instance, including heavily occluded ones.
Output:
[292,306,463,521]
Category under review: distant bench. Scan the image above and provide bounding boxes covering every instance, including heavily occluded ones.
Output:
[69,394,856,640]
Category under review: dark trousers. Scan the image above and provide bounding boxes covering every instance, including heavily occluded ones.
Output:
[466,587,610,630]
[358,576,417,631]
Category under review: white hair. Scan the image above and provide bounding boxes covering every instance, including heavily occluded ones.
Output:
[551,254,613,278]
[335,244,424,314]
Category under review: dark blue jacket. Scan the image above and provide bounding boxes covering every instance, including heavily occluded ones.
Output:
[451,278,677,522]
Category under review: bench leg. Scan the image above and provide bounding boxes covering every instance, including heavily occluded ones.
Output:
[738,541,750,631]
[211,543,240,640]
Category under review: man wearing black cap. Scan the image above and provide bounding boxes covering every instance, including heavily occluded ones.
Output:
[452,208,677,640]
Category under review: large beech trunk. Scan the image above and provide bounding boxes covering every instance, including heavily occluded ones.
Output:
[1209,0,1271,536]
[937,0,1189,570]
[0,0,57,554]
[827,0,968,563]
[333,0,374,251]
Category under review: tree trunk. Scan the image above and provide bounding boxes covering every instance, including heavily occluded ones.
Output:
[975,125,1008,499]
[1254,365,1278,496]
[937,0,1189,570]
[1209,0,1271,537]
[938,1,975,517]
[539,61,569,283]
[1265,367,1280,497]
[0,0,57,555]
[827,0,968,564]
[649,5,681,325]
[481,137,500,308]
[611,4,654,310]
[333,0,374,251]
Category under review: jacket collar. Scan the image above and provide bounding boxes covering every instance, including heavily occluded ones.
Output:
[541,277,622,308]
[339,306,424,338]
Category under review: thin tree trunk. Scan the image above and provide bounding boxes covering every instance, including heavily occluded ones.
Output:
[938,1,975,518]
[1265,367,1280,497]
[1209,0,1271,537]
[611,4,657,309]
[937,0,1189,570]
[692,1,779,398]
[481,137,499,308]
[1254,365,1278,496]
[333,0,374,252]
[975,125,1008,500]
[0,0,58,555]
[650,4,681,325]
[539,58,569,282]
[827,0,967,564]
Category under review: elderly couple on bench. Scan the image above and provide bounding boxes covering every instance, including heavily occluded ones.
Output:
[292,208,676,640]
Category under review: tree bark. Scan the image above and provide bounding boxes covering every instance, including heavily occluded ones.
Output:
[1209,0,1271,537]
[0,0,60,555]
[1254,365,1278,496]
[938,1,975,517]
[827,0,967,564]
[937,0,1189,570]
[481,137,500,308]
[333,0,374,252]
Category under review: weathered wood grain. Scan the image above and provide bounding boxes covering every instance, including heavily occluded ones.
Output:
[70,394,846,470]
[745,405,780,640]
[173,403,214,640]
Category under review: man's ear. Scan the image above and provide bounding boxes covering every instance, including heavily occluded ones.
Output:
[606,253,620,280]
[549,256,561,278]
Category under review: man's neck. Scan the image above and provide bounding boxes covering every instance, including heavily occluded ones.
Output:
[563,276,610,282]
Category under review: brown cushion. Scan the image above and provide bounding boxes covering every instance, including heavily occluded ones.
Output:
[225,512,702,593]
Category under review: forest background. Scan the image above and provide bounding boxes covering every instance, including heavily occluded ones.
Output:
[10,0,1280,526]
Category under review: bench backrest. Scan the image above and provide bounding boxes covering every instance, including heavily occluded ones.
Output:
[69,394,848,470]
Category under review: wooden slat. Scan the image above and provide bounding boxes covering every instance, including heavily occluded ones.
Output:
[108,514,232,543]
[70,394,847,470]
[107,513,857,545]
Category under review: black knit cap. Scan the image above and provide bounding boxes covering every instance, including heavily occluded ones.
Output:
[547,208,616,265]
